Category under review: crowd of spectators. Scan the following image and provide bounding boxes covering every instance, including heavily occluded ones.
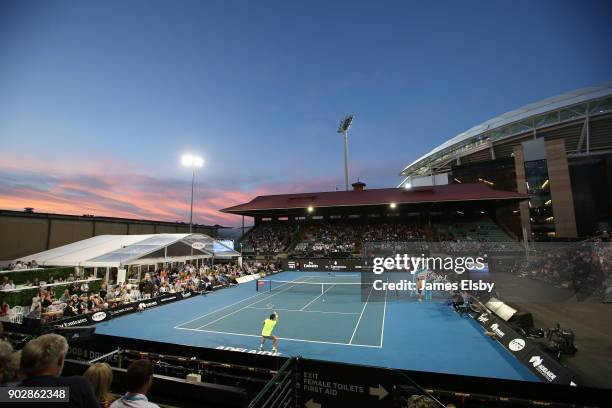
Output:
[293,222,360,258]
[242,223,297,254]
[292,221,426,258]
[0,330,161,408]
[362,223,424,242]
[511,239,611,299]
[1,260,279,324]
[3,260,38,271]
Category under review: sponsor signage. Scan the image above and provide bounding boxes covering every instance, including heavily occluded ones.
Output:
[49,290,197,329]
[521,352,575,385]
[91,312,108,322]
[299,358,397,408]
[473,311,576,385]
[283,258,372,271]
[191,242,206,250]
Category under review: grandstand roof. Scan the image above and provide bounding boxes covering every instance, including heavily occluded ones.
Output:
[221,183,528,216]
[400,82,612,178]
[17,233,239,267]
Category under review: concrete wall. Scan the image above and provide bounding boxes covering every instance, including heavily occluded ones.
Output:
[545,139,578,238]
[0,211,218,261]
[513,145,532,240]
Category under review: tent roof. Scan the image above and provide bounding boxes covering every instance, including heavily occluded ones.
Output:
[17,233,240,268]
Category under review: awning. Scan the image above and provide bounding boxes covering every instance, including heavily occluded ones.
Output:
[17,233,240,268]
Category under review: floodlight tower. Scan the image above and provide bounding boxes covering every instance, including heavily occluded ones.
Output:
[337,114,353,191]
[181,154,204,232]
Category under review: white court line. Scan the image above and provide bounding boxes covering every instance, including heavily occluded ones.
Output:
[174,326,382,348]
[194,276,310,329]
[174,276,310,329]
[300,284,336,311]
[246,306,359,315]
[348,284,375,344]
[379,287,388,348]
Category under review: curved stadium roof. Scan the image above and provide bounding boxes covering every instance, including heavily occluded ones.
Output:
[400,83,612,182]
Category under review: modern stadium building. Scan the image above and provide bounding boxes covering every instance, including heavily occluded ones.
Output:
[398,83,612,240]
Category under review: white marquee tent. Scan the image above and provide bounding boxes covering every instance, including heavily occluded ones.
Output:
[17,233,240,268]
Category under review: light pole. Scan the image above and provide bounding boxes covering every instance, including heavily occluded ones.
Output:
[337,115,353,191]
[181,154,204,232]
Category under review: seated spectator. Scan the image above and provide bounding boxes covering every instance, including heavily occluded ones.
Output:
[19,333,99,407]
[84,362,115,408]
[110,359,159,408]
[0,300,9,317]
[60,289,71,303]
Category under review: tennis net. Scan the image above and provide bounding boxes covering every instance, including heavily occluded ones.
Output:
[255,279,368,295]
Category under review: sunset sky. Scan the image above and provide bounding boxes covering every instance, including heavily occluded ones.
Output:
[1,0,611,226]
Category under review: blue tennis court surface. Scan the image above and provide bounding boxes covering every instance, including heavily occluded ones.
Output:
[96,271,537,382]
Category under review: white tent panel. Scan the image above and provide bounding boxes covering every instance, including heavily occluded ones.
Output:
[15,233,237,268]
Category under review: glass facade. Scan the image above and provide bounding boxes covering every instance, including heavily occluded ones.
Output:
[524,159,555,239]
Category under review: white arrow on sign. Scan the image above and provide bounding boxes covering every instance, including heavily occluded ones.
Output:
[369,384,389,400]
[305,398,321,408]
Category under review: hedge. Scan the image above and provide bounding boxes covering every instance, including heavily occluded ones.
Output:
[0,279,103,308]
[0,267,76,286]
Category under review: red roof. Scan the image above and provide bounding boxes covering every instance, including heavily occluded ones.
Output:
[220,183,528,215]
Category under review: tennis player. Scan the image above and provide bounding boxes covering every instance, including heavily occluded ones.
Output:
[259,312,279,353]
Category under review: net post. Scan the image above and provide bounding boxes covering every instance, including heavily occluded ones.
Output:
[255,278,259,292]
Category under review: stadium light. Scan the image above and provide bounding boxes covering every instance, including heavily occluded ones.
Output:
[181,154,205,232]
[337,115,353,191]
[389,203,397,209]
[307,206,314,213]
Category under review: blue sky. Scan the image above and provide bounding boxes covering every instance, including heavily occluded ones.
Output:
[0,0,611,225]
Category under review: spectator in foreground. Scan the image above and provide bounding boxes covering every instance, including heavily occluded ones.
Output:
[110,359,159,408]
[3,350,23,385]
[0,340,13,385]
[19,333,99,407]
[84,362,115,408]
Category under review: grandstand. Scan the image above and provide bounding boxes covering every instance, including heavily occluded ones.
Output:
[223,182,528,259]
[398,83,612,240]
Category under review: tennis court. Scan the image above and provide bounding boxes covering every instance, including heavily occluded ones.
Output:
[175,274,386,347]
[96,271,538,382]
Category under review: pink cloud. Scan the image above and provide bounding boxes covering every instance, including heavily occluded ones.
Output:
[0,159,336,227]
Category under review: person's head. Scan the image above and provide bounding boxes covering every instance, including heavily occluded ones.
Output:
[0,340,13,384]
[20,334,68,378]
[126,359,154,395]
[269,313,277,321]
[84,362,113,402]
[3,350,23,384]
